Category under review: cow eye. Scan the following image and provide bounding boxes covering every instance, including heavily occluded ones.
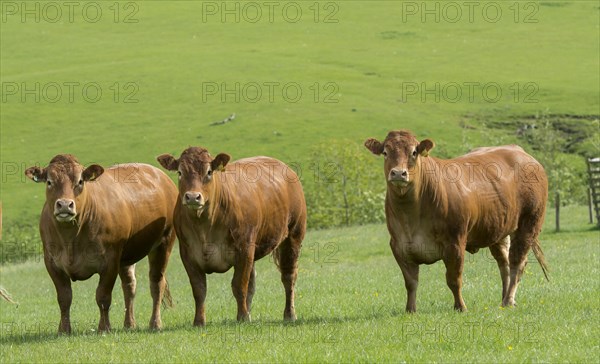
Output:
[177,171,182,179]
[412,150,418,158]
[46,181,52,187]
[78,179,83,186]
[207,169,213,178]
[382,151,388,157]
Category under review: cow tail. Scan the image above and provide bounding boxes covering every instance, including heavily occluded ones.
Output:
[161,279,174,309]
[532,241,549,281]
[0,286,17,305]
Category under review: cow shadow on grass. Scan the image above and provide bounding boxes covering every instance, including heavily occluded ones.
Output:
[0,325,143,345]
[159,304,408,332]
[0,304,413,345]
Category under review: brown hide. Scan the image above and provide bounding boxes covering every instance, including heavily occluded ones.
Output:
[158,147,306,325]
[26,155,178,333]
[366,130,548,312]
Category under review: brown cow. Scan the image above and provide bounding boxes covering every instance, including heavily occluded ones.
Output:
[157,147,306,325]
[25,155,178,333]
[365,130,549,312]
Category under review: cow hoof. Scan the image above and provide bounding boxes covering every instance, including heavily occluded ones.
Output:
[454,306,467,312]
[284,313,297,322]
[237,313,251,322]
[502,299,516,307]
[124,321,137,330]
[193,320,206,327]
[149,321,162,331]
[58,323,72,335]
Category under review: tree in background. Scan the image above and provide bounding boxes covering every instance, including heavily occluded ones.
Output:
[523,111,588,231]
[302,140,385,229]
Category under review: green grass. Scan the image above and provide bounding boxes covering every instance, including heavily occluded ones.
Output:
[1,205,598,362]
[1,1,599,224]
[1,1,599,362]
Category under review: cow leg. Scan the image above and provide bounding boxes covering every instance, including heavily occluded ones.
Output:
[119,264,137,329]
[180,242,208,327]
[489,236,510,303]
[442,243,467,312]
[276,236,301,321]
[96,264,119,333]
[45,257,72,334]
[231,244,256,322]
[246,264,256,315]
[398,261,419,313]
[503,231,533,307]
[147,238,174,330]
[390,239,419,313]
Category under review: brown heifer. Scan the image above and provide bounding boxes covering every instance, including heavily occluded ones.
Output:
[25,155,178,333]
[157,147,306,325]
[365,130,549,312]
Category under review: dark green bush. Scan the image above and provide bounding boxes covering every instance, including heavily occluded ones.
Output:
[0,221,41,264]
[301,140,386,229]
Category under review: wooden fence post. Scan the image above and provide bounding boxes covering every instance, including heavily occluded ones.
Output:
[589,187,594,224]
[555,192,560,232]
[587,158,600,226]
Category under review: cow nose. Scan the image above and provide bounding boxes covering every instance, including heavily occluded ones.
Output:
[184,192,202,205]
[56,199,75,212]
[390,168,408,180]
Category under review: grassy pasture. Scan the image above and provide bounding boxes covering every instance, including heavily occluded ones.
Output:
[1,205,598,362]
[1,0,599,362]
[1,0,599,224]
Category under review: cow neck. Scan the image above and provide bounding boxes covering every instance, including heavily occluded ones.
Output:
[387,179,421,220]
[388,183,419,205]
[205,172,239,226]
[417,157,449,216]
[387,157,448,218]
[50,215,78,265]
[384,185,422,245]
[77,185,95,227]
[49,190,88,266]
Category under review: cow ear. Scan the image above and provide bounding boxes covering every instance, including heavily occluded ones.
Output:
[364,138,384,155]
[211,153,231,172]
[82,164,104,181]
[25,166,47,183]
[417,139,435,157]
[157,154,179,171]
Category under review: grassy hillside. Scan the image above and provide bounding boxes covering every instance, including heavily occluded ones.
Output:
[0,3,598,361]
[0,205,598,362]
[1,1,599,224]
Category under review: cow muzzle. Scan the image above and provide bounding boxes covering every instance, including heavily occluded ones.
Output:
[54,199,77,222]
[183,191,205,211]
[388,168,409,185]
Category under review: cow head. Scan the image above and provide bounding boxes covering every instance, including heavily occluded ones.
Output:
[25,155,104,223]
[365,130,434,189]
[157,147,230,215]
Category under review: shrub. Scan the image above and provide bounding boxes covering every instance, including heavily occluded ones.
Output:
[0,221,41,264]
[301,140,386,229]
